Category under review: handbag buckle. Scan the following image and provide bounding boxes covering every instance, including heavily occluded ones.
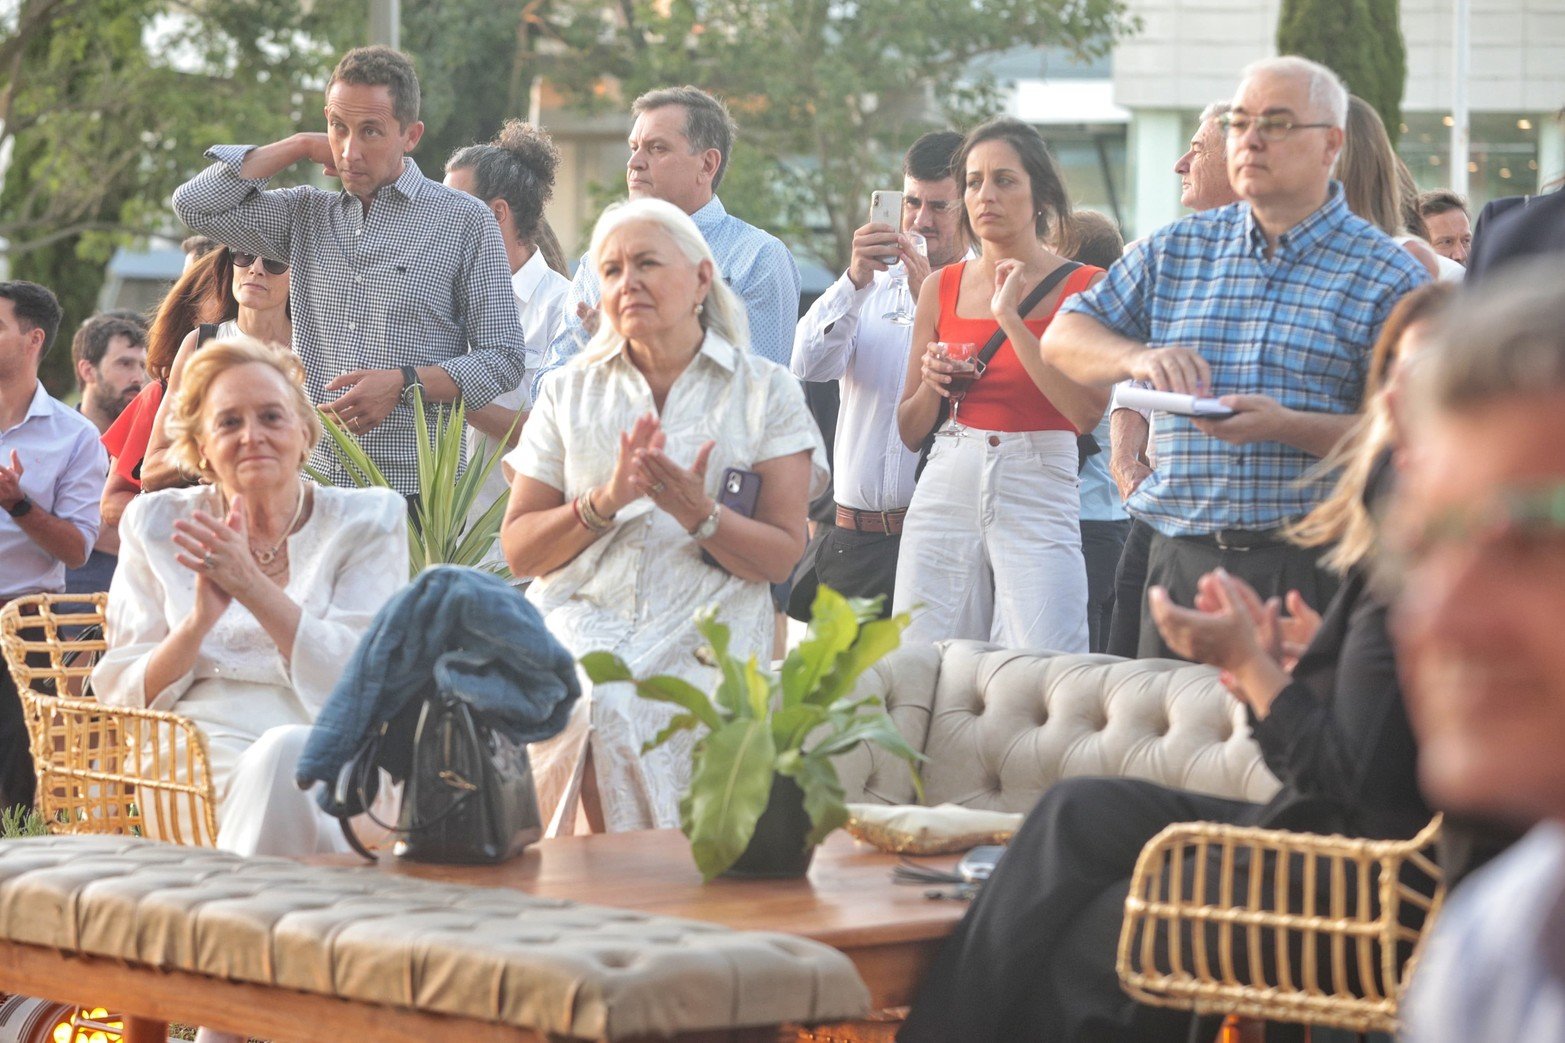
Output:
[438,769,479,792]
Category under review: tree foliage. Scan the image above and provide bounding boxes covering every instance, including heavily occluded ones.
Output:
[1277,0,1405,145]
[529,0,1135,268]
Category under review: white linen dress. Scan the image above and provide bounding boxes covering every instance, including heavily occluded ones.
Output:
[93,484,408,855]
[509,333,828,833]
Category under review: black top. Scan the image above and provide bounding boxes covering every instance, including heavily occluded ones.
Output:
[1467,189,1565,284]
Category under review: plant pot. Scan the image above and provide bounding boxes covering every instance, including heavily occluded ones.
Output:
[721,773,816,879]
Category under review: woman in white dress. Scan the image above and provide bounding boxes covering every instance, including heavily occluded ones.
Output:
[502,198,827,833]
[93,335,407,856]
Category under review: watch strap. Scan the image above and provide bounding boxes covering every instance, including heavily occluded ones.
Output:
[400,365,422,402]
[6,495,32,519]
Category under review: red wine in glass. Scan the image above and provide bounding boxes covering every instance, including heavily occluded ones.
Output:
[936,341,979,425]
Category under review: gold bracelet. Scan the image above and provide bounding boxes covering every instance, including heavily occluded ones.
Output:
[576,489,613,533]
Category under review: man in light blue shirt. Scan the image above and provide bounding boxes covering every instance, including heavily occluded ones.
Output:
[535,86,799,393]
[0,281,107,817]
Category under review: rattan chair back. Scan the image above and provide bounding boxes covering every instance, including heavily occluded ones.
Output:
[1,594,218,846]
[1117,815,1445,1034]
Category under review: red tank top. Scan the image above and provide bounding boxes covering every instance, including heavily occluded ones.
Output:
[934,260,1100,433]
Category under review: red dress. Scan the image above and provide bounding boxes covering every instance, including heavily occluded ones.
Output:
[100,381,163,488]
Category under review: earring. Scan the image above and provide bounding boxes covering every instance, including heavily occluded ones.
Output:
[695,301,705,316]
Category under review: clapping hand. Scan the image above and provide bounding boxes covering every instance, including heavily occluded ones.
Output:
[172,497,252,627]
[0,450,24,510]
[577,301,601,338]
[598,412,666,516]
[634,440,717,532]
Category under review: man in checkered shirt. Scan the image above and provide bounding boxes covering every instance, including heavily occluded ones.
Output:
[172,46,525,498]
[1041,55,1430,659]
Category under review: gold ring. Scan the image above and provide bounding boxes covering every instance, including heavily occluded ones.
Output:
[202,553,215,570]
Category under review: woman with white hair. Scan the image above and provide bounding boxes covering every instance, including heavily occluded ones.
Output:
[501,198,827,833]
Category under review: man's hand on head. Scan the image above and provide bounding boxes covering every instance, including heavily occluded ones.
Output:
[1192,393,1289,446]
[294,133,337,178]
[323,369,404,434]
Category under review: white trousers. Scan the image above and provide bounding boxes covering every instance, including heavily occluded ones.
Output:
[893,427,1088,653]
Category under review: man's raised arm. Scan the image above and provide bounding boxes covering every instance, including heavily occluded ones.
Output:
[170,136,331,262]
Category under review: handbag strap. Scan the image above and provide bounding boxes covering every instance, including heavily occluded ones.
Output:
[971,260,1082,376]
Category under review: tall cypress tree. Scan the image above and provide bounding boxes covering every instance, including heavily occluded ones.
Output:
[1278,0,1405,145]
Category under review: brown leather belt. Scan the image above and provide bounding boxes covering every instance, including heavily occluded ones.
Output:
[834,505,907,535]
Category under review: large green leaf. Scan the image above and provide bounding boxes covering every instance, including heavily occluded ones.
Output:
[778,586,860,708]
[770,703,828,752]
[810,713,924,765]
[580,651,635,684]
[683,719,778,880]
[809,612,911,708]
[644,712,702,754]
[778,750,849,848]
[583,653,724,733]
[695,610,749,717]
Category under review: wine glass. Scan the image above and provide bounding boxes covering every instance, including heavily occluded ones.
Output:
[882,232,928,326]
[935,341,979,429]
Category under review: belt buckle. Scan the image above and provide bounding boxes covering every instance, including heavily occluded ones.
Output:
[1213,530,1249,552]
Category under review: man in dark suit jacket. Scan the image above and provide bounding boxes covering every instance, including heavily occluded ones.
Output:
[1467,187,1565,282]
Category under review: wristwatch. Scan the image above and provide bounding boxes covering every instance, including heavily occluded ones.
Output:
[399,365,423,404]
[6,496,32,519]
[689,502,721,541]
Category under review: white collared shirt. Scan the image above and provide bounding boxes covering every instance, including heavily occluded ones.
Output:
[790,270,919,513]
[466,249,572,571]
[0,381,107,597]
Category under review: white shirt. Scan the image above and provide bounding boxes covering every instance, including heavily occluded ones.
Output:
[790,270,919,512]
[465,249,571,572]
[0,381,107,598]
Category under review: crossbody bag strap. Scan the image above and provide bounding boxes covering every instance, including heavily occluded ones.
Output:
[970,261,1082,377]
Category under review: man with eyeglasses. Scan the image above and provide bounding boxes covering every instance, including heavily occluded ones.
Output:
[1042,55,1429,659]
[172,46,525,499]
[788,131,968,611]
[1394,263,1565,1042]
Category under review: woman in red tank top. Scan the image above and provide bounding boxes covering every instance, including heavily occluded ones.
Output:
[892,118,1110,652]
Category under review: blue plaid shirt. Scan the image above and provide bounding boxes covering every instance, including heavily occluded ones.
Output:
[534,195,800,396]
[1060,183,1429,537]
[172,147,525,496]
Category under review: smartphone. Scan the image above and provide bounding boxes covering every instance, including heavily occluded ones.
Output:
[957,845,1006,883]
[869,190,903,265]
[702,467,762,568]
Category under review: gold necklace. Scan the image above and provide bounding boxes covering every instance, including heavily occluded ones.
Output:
[253,484,308,565]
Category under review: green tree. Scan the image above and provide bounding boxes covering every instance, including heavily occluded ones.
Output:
[527,0,1134,268]
[0,0,353,394]
[1277,0,1405,145]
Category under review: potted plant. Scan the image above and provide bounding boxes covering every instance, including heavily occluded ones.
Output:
[581,587,923,881]
[312,389,515,577]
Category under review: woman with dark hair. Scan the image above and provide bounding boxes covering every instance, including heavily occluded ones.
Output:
[139,248,292,490]
[99,247,240,527]
[893,117,1109,650]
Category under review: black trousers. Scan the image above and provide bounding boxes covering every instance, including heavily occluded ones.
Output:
[790,524,902,618]
[1136,532,1339,660]
[0,635,37,818]
[1107,518,1155,658]
[1081,519,1131,655]
[899,778,1326,1043]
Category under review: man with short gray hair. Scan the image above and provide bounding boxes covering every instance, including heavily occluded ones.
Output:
[1044,55,1429,659]
[535,85,800,389]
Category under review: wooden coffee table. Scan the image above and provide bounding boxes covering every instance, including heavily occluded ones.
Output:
[318,828,968,1011]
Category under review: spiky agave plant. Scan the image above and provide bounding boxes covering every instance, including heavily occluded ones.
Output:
[310,388,515,577]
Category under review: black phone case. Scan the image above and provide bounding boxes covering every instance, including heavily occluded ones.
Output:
[702,467,762,568]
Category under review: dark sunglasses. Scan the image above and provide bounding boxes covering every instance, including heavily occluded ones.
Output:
[229,251,290,276]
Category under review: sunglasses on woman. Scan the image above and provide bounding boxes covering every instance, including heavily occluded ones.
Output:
[229,251,290,276]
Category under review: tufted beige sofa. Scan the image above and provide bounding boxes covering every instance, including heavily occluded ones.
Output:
[835,640,1282,813]
[0,835,869,1041]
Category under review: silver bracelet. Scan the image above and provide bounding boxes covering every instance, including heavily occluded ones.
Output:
[689,501,721,541]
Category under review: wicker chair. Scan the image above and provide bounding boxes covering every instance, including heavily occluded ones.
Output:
[1117,815,1445,1037]
[0,593,219,847]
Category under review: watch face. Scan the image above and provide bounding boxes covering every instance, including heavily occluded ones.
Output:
[9,497,31,518]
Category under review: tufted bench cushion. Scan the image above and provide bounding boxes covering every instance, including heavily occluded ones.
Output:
[0,835,869,1039]
[835,641,1281,813]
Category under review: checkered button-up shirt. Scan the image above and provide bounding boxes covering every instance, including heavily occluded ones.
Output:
[172,147,525,495]
[534,195,800,397]
[1060,182,1430,537]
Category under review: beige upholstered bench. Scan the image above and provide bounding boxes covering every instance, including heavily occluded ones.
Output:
[0,836,869,1042]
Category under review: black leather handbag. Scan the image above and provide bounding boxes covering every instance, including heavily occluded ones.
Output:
[336,691,542,864]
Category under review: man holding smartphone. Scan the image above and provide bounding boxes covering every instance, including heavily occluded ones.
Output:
[789,131,968,610]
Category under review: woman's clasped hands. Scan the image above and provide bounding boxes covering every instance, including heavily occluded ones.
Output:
[171,496,260,627]
[601,411,717,531]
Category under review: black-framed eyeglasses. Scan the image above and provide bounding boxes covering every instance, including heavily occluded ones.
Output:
[903,197,962,216]
[1220,113,1335,142]
[229,250,290,276]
